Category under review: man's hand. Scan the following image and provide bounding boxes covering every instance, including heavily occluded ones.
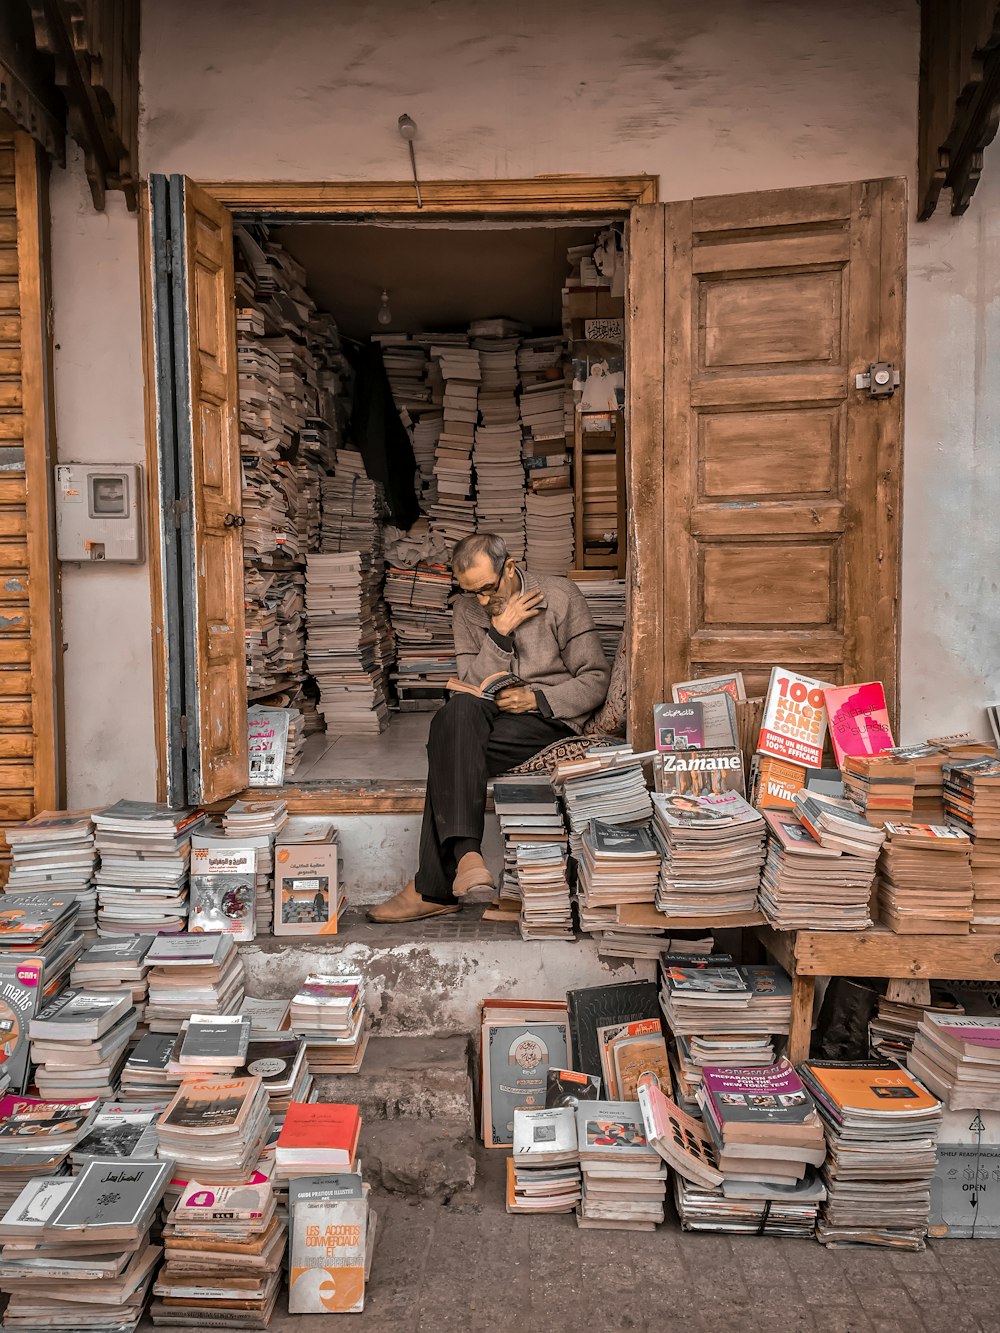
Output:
[491,589,544,637]
[495,686,539,714]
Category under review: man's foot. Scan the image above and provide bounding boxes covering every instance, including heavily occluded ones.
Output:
[366,880,461,924]
[453,851,496,902]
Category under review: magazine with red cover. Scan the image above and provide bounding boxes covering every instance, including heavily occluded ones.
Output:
[823,681,894,769]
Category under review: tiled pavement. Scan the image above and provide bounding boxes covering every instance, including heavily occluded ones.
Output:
[262,1150,1000,1333]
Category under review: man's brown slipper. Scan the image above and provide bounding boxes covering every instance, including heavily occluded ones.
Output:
[452,851,496,902]
[367,880,461,923]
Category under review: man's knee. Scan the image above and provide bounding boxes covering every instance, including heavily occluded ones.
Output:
[429,693,487,742]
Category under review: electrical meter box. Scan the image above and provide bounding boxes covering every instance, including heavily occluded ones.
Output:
[55,464,144,563]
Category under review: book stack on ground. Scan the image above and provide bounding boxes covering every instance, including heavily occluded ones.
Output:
[118,1032,185,1103]
[173,1014,252,1077]
[506,1106,581,1214]
[241,1034,312,1113]
[69,1101,164,1169]
[143,934,245,1033]
[659,962,793,1044]
[157,1075,272,1185]
[29,990,139,1101]
[274,1101,361,1198]
[383,561,455,707]
[907,1013,1000,1110]
[151,1177,283,1330]
[93,801,206,936]
[305,550,390,736]
[492,777,572,938]
[552,746,654,857]
[943,755,1000,930]
[0,1155,170,1332]
[223,798,289,935]
[472,331,526,562]
[428,341,479,547]
[801,1059,942,1249]
[289,973,369,1074]
[842,753,916,826]
[576,1098,667,1230]
[652,790,766,918]
[0,1096,98,1209]
[287,1166,373,1316]
[868,991,964,1061]
[759,808,878,931]
[5,810,98,938]
[71,935,153,1035]
[576,820,660,929]
[876,822,974,933]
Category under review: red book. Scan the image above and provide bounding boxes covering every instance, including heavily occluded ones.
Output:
[275,1101,361,1165]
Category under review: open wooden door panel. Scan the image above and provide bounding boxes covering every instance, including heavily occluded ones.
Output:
[144,175,247,806]
[628,179,905,748]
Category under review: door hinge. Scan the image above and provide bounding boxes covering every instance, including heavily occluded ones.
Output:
[171,496,190,529]
[179,714,188,748]
[855,362,900,397]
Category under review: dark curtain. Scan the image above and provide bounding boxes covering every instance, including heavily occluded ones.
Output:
[348,342,420,529]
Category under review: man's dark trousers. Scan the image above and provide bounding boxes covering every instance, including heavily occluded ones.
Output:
[414,694,573,904]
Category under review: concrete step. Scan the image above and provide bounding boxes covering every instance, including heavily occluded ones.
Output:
[359,1117,476,1197]
[312,1034,473,1125]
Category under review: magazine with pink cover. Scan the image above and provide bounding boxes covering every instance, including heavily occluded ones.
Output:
[823,681,894,768]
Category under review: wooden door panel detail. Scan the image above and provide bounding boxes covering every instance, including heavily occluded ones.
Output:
[700,270,843,369]
[699,408,841,498]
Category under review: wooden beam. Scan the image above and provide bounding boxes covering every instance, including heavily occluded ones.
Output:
[790,925,1000,980]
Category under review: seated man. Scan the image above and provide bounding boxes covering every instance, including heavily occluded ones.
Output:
[369,532,611,923]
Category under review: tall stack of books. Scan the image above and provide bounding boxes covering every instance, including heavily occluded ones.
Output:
[876,823,974,933]
[428,341,479,547]
[759,807,878,931]
[571,577,626,661]
[143,934,245,1033]
[0,1096,98,1208]
[29,989,138,1101]
[890,735,996,822]
[801,1058,942,1249]
[93,802,206,936]
[5,811,98,938]
[576,1098,667,1230]
[156,1074,272,1184]
[152,1177,284,1329]
[223,797,289,934]
[472,330,526,562]
[842,753,916,825]
[383,561,455,709]
[552,746,653,857]
[507,1106,581,1213]
[0,1156,171,1332]
[524,491,574,575]
[576,820,660,923]
[521,332,573,574]
[907,1012,1000,1109]
[652,790,765,918]
[943,755,1000,930]
[289,973,369,1074]
[305,550,390,736]
[71,935,153,1035]
[492,778,572,938]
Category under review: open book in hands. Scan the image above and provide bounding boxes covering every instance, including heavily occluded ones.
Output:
[446,671,525,701]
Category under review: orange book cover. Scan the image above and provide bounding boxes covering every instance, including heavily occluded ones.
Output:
[803,1061,939,1113]
[277,1102,361,1159]
[754,756,807,809]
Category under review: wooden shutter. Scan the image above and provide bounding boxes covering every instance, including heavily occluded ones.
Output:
[628,180,905,748]
[0,131,60,878]
[142,175,246,806]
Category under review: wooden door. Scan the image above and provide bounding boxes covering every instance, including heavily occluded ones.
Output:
[143,175,246,806]
[0,131,61,878]
[627,180,905,750]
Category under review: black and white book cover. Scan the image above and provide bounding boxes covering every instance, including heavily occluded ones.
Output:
[71,1103,165,1162]
[46,1157,171,1231]
[145,933,233,967]
[0,1176,76,1233]
[125,1031,179,1073]
[30,989,132,1041]
[179,1015,252,1066]
[289,1173,363,1206]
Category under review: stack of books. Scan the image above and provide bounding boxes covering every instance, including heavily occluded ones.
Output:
[576,1098,667,1230]
[289,973,369,1074]
[652,790,766,918]
[156,1075,272,1184]
[759,809,877,931]
[383,561,455,708]
[876,823,974,933]
[506,1106,581,1213]
[428,341,479,547]
[0,1097,99,1209]
[304,550,390,736]
[0,1156,171,1332]
[907,1012,1000,1109]
[492,777,572,938]
[943,755,1000,930]
[274,1101,361,1194]
[552,746,654,856]
[5,810,98,937]
[287,1165,373,1316]
[842,753,916,825]
[801,1058,942,1249]
[242,1033,312,1114]
[576,820,660,923]
[69,1101,164,1168]
[29,989,138,1101]
[524,490,574,576]
[143,934,245,1033]
[659,962,793,1042]
[93,801,206,936]
[71,935,153,1035]
[152,1177,284,1329]
[223,797,289,934]
[0,896,84,1088]
[890,735,996,822]
[868,991,964,1061]
[571,576,626,661]
[793,789,886,860]
[118,1031,185,1103]
[318,450,384,555]
[174,1014,252,1077]
[473,332,526,562]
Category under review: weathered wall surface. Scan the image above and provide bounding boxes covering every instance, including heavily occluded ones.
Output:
[46,0,1000,802]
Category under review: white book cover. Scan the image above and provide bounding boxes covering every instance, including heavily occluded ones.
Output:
[288,1196,367,1314]
[248,708,290,787]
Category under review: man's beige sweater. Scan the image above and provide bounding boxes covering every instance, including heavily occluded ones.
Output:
[452,566,611,734]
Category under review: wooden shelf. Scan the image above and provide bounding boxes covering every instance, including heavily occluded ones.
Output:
[618,904,765,930]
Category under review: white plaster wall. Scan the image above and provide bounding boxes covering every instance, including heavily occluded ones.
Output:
[45,0,1000,800]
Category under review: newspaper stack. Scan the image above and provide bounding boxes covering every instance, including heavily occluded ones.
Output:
[801,1058,942,1250]
[383,561,455,709]
[576,1098,667,1230]
[428,340,479,547]
[71,935,154,1035]
[652,790,766,918]
[876,823,974,933]
[5,810,98,938]
[943,756,1000,930]
[473,333,525,562]
[507,1106,581,1214]
[223,798,289,934]
[759,807,879,932]
[0,1156,171,1331]
[143,934,245,1033]
[156,1074,272,1183]
[305,551,390,735]
[551,745,654,857]
[152,1177,284,1329]
[29,989,139,1102]
[289,973,370,1075]
[93,802,206,937]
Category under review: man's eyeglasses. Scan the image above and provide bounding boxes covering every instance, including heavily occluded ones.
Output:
[471,575,503,601]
